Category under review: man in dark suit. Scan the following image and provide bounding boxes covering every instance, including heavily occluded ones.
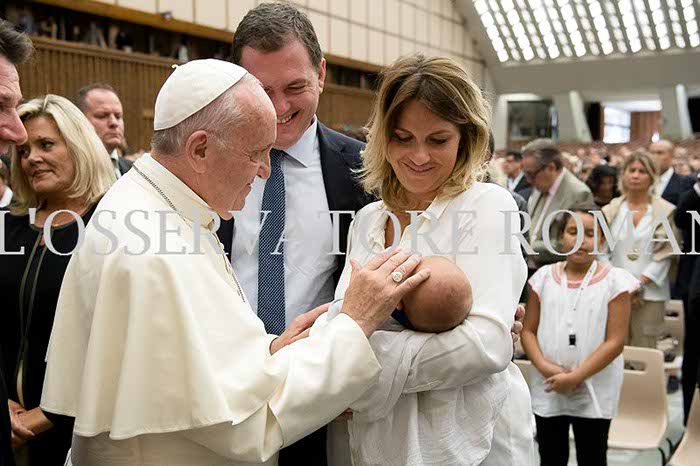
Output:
[650,139,695,205]
[503,149,531,200]
[76,83,133,177]
[217,4,370,464]
[675,176,700,424]
[0,18,34,466]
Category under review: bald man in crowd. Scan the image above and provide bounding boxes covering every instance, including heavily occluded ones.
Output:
[650,139,695,205]
[0,19,34,466]
[77,83,133,178]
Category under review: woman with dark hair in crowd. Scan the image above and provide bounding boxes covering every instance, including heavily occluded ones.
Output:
[1,95,114,465]
[586,164,620,208]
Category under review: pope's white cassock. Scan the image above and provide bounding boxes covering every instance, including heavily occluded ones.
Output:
[40,60,381,466]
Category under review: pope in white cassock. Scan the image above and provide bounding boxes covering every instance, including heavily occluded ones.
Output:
[39,60,430,465]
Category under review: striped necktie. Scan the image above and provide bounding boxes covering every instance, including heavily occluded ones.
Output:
[257,149,286,335]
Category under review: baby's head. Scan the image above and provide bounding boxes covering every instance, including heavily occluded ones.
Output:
[401,256,472,333]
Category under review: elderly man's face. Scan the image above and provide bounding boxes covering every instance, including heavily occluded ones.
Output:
[83,89,125,153]
[0,56,27,153]
[239,39,325,151]
[207,84,276,218]
[649,141,673,173]
[522,153,557,193]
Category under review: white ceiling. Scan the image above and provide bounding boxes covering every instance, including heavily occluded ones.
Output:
[456,0,700,95]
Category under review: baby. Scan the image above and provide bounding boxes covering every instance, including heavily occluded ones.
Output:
[393,256,472,332]
[328,256,472,333]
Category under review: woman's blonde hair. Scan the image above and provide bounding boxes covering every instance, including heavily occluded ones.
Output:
[619,149,658,196]
[358,54,491,210]
[10,94,116,215]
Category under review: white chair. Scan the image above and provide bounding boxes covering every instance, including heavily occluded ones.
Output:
[514,358,532,387]
[609,346,669,465]
[669,388,700,466]
[663,300,684,377]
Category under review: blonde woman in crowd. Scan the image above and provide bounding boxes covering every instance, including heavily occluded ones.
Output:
[320,54,532,466]
[0,95,114,465]
[602,150,679,348]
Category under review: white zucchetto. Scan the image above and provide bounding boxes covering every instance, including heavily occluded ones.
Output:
[153,59,247,131]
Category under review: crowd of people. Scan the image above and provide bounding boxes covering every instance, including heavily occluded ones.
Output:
[0,2,699,466]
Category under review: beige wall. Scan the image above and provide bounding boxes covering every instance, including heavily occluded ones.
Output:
[94,0,487,85]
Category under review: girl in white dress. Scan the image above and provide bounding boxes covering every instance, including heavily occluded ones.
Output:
[522,207,638,466]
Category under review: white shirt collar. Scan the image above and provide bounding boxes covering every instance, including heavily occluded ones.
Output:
[110,148,120,161]
[660,167,674,184]
[508,172,524,190]
[134,153,217,230]
[283,117,318,168]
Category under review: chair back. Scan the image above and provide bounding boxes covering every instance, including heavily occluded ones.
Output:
[514,359,532,387]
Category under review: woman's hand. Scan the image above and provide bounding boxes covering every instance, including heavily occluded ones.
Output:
[8,399,34,449]
[341,248,431,337]
[545,372,582,395]
[630,287,644,310]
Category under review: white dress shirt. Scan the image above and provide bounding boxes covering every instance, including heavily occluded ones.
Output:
[609,201,672,301]
[321,182,534,466]
[657,167,674,197]
[41,154,381,466]
[0,187,12,207]
[231,118,337,324]
[528,262,638,419]
[110,149,122,179]
[507,172,524,192]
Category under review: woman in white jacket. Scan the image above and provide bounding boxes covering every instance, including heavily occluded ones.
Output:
[324,54,533,466]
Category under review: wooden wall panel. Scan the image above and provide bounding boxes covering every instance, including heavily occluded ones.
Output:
[17,38,377,151]
[16,37,175,152]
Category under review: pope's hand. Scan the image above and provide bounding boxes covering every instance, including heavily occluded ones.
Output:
[269,303,330,355]
[341,248,431,337]
[8,399,34,449]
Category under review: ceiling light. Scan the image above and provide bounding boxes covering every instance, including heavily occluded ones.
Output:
[497,49,510,62]
[637,14,649,25]
[523,48,535,60]
[493,37,505,50]
[675,35,686,47]
[688,20,699,35]
[629,39,642,52]
[475,0,488,15]
[609,16,620,28]
[507,10,520,23]
[590,2,602,17]
[586,30,596,41]
[626,27,639,39]
[652,10,665,25]
[602,41,614,54]
[673,22,683,35]
[617,40,628,52]
[681,0,693,7]
[656,24,668,37]
[539,22,552,34]
[590,43,600,55]
[543,33,556,46]
[481,13,495,28]
[598,29,610,41]
[562,45,573,56]
[690,33,700,47]
[659,35,671,49]
[605,1,617,15]
[594,16,607,30]
[517,35,531,47]
[622,14,636,28]
[487,25,500,39]
[548,45,561,58]
[559,32,569,44]
[581,18,592,30]
[502,0,515,11]
[669,9,680,22]
[575,43,586,56]
[533,8,547,22]
[537,46,547,58]
[495,13,506,25]
[502,27,512,36]
[489,0,500,12]
[570,31,583,43]
[528,0,543,8]
[506,37,517,48]
[511,49,522,60]
[614,28,624,39]
[646,38,657,49]
[553,20,564,32]
[561,5,574,19]
[619,0,632,13]
[649,0,661,10]
[557,0,570,6]
[513,23,526,37]
[548,7,559,19]
[531,34,542,45]
[684,6,696,21]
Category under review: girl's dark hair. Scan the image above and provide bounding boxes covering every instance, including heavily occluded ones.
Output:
[552,201,601,247]
[586,164,620,199]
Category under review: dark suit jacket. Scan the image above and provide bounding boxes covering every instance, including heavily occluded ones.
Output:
[662,172,695,206]
[512,174,532,201]
[675,187,700,304]
[216,123,369,466]
[117,157,133,176]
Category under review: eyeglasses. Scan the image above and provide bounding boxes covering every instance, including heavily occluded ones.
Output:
[523,164,545,181]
